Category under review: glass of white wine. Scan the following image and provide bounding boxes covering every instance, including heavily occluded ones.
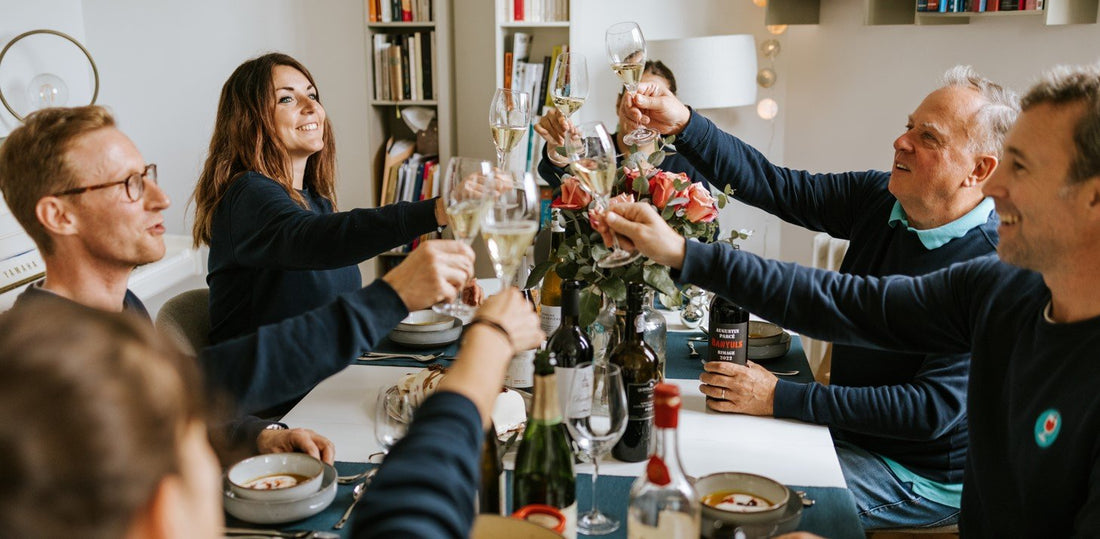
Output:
[566,121,641,268]
[482,170,539,289]
[551,52,588,120]
[433,157,493,318]
[488,88,532,170]
[605,21,656,146]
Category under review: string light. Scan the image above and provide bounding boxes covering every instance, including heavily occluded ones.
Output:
[757,98,779,120]
[752,0,767,6]
[766,24,787,35]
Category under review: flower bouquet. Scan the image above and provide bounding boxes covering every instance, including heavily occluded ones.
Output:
[526,141,733,326]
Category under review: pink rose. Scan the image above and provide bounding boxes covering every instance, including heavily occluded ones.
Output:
[551,176,592,210]
[683,183,718,223]
[648,171,679,210]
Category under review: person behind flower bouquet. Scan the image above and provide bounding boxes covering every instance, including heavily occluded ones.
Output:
[534,60,709,189]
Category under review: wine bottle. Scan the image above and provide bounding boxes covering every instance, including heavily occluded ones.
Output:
[505,288,539,392]
[627,383,701,538]
[478,423,504,515]
[545,279,594,420]
[514,350,578,538]
[708,295,749,365]
[539,209,566,335]
[609,282,660,463]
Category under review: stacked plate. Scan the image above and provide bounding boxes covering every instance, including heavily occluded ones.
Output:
[747,321,792,361]
[223,454,338,524]
[389,310,463,348]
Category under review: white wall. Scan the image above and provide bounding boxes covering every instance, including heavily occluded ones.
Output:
[779,0,1100,264]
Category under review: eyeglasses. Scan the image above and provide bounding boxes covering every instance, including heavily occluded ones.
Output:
[52,164,158,202]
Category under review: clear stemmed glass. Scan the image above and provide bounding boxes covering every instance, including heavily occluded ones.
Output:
[489,88,532,170]
[481,170,539,289]
[605,21,656,146]
[551,52,588,121]
[565,362,628,535]
[374,389,414,456]
[432,156,493,318]
[566,120,641,268]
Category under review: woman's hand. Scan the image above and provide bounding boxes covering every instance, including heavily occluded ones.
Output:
[533,108,572,166]
[472,288,543,352]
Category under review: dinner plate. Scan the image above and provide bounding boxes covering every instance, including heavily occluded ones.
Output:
[223,462,337,524]
[747,331,791,362]
[388,317,463,348]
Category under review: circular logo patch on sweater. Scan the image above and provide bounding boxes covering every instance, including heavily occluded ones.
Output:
[1034,409,1061,448]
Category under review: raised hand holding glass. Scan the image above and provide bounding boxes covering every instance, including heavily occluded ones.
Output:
[433,157,493,318]
[489,88,532,170]
[605,22,656,146]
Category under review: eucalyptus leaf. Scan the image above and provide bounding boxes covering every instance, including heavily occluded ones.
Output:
[525,260,555,289]
[661,205,676,220]
[665,135,676,145]
[723,184,736,197]
[558,260,580,280]
[666,196,688,207]
[672,178,689,191]
[643,265,679,298]
[598,277,627,302]
[647,150,666,166]
[579,289,602,328]
[717,197,727,209]
[631,175,649,196]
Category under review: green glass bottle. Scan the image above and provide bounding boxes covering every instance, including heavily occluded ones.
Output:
[610,282,660,463]
[514,349,578,538]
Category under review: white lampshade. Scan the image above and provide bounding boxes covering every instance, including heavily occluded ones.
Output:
[648,35,757,110]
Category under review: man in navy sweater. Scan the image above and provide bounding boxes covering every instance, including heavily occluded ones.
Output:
[602,64,1100,536]
[0,106,475,456]
[617,66,1017,529]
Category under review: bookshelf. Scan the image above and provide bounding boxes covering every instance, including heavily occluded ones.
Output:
[763,0,1096,25]
[364,0,454,276]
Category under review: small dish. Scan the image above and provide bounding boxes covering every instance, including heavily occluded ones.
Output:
[224,463,338,524]
[389,317,463,349]
[397,310,456,333]
[701,486,803,539]
[747,321,785,345]
[696,472,790,530]
[747,331,792,361]
[227,453,325,502]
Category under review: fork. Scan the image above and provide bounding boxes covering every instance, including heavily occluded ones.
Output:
[359,351,444,362]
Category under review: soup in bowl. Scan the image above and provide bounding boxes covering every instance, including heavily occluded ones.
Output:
[695,472,790,534]
[227,453,325,502]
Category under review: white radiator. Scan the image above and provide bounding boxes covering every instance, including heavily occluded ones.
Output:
[803,233,849,381]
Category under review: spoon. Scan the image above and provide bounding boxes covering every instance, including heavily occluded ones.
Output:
[337,466,378,485]
[333,481,368,529]
[687,341,700,358]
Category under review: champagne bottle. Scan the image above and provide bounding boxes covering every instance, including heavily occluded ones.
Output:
[609,282,660,463]
[546,279,593,418]
[627,383,701,538]
[514,350,578,538]
[539,209,566,335]
[504,288,539,392]
[478,423,504,515]
[708,295,749,365]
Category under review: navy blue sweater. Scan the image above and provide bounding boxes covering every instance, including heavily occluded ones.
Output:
[207,172,439,344]
[679,244,1100,536]
[536,132,708,189]
[353,391,482,538]
[674,111,998,484]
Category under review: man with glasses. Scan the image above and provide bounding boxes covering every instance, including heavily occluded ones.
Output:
[0,106,476,458]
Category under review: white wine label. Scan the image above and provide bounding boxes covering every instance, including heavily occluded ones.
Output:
[505,349,536,389]
[561,501,578,539]
[558,365,592,418]
[540,305,562,335]
[626,380,656,420]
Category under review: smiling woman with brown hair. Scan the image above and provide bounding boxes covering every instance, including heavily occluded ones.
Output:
[191,52,453,347]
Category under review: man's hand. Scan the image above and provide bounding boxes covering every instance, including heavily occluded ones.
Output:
[256,427,336,464]
[383,240,475,311]
[462,278,485,307]
[532,108,571,166]
[594,202,687,269]
[698,361,778,416]
[623,81,691,136]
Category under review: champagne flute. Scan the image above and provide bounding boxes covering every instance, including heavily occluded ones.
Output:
[551,52,588,120]
[605,21,656,146]
[481,170,539,289]
[374,389,414,456]
[565,362,628,535]
[489,88,532,170]
[433,157,493,318]
[566,121,641,268]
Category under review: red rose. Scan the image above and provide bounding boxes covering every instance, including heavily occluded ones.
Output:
[551,176,592,210]
[683,183,718,223]
[649,172,677,210]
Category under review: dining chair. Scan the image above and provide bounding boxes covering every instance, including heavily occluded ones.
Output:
[155,288,210,356]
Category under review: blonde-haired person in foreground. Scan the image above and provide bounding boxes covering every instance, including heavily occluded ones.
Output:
[0,290,541,538]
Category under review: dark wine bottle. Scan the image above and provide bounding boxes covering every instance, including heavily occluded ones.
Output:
[514,350,578,537]
[708,295,749,365]
[545,280,593,412]
[609,282,660,463]
[478,422,503,515]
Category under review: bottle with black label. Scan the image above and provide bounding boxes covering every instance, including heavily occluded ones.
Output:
[609,282,660,463]
[539,209,566,335]
[708,295,749,365]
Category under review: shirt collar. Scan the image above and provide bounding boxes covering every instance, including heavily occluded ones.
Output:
[888,197,995,250]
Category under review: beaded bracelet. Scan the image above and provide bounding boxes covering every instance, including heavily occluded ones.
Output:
[465,317,513,349]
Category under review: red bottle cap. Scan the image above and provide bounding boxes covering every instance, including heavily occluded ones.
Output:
[512,504,566,533]
[654,383,681,428]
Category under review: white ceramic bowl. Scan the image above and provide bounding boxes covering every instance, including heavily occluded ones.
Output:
[227,453,325,502]
[747,321,785,345]
[389,317,463,348]
[747,331,792,361]
[696,472,790,530]
[224,462,337,524]
[397,310,456,333]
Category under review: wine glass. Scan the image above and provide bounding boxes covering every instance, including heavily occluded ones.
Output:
[565,362,628,535]
[375,388,414,455]
[565,121,641,268]
[489,88,532,170]
[432,157,494,318]
[481,170,539,289]
[605,21,656,146]
[551,52,588,121]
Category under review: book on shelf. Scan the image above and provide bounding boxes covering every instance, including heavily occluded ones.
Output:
[507,0,569,22]
[371,31,434,102]
[503,52,514,89]
[509,32,532,92]
[368,0,432,23]
[536,55,551,110]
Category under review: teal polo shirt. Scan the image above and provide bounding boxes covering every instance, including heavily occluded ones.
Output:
[888,198,996,250]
